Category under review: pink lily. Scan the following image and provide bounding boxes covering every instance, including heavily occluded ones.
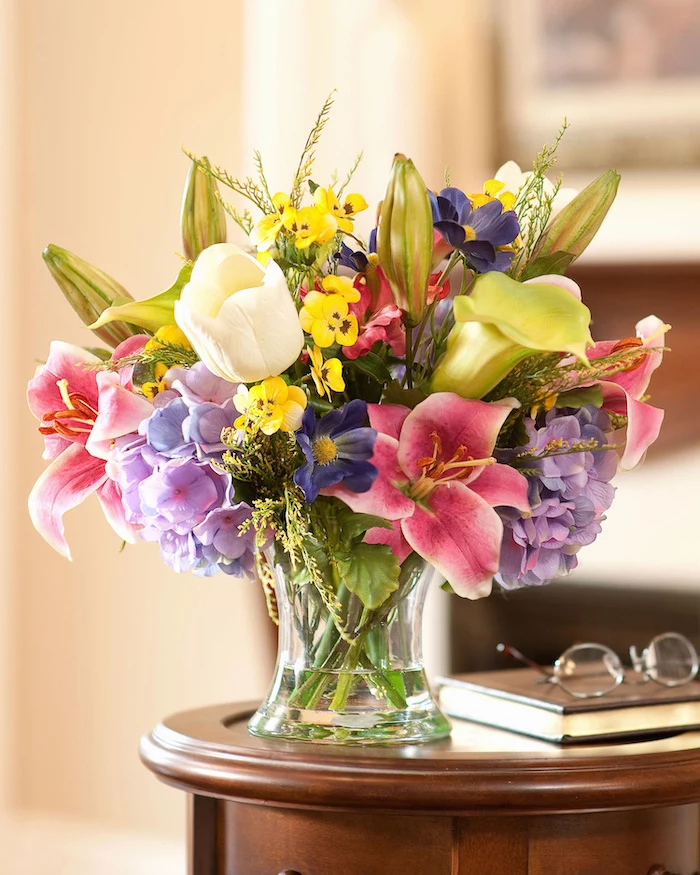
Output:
[588,315,668,470]
[327,393,530,599]
[28,341,152,558]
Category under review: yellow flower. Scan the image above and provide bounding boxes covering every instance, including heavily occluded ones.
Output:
[250,192,295,252]
[144,324,192,351]
[233,377,307,436]
[299,293,359,348]
[141,361,169,401]
[320,274,361,304]
[314,186,368,234]
[283,206,336,250]
[307,345,345,398]
[469,179,517,211]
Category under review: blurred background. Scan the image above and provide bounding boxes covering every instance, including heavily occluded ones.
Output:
[1,0,698,872]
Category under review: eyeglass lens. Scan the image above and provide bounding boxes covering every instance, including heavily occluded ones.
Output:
[553,643,624,698]
[644,632,699,686]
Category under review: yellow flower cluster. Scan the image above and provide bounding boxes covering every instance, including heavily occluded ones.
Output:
[233,377,307,436]
[299,275,359,349]
[250,186,367,253]
[469,179,517,211]
[141,325,192,400]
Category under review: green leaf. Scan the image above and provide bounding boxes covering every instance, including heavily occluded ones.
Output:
[520,250,575,281]
[336,543,400,610]
[308,179,320,194]
[381,379,427,409]
[89,262,193,333]
[338,511,393,545]
[348,351,392,384]
[555,385,604,409]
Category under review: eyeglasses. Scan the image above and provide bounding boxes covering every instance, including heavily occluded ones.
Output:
[497,632,699,699]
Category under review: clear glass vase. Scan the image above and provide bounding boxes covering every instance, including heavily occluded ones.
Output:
[248,550,452,744]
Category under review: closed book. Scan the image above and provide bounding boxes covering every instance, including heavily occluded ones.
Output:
[436,668,700,744]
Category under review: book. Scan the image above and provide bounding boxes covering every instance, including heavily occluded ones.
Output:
[435,668,700,744]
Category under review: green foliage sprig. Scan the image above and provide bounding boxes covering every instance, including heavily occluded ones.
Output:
[290,90,336,207]
[509,120,569,278]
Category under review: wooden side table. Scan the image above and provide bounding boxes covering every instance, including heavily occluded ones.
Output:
[140,702,700,875]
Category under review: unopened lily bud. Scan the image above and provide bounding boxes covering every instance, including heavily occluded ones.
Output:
[377,154,433,325]
[180,157,227,261]
[42,244,140,348]
[522,169,620,280]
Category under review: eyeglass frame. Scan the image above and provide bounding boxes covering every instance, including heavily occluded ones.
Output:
[497,632,700,700]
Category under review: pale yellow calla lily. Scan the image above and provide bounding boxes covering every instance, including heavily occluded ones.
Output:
[430,271,593,399]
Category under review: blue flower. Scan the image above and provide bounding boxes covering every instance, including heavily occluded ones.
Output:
[294,399,378,503]
[430,187,519,273]
[336,228,377,273]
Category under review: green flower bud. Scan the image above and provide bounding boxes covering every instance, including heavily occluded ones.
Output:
[521,169,621,280]
[180,157,227,261]
[42,244,140,348]
[377,154,433,325]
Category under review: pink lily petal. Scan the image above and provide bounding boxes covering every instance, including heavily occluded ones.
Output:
[112,334,150,389]
[368,403,410,442]
[27,342,100,455]
[613,315,667,401]
[397,394,510,480]
[27,342,99,417]
[113,334,149,361]
[86,371,153,460]
[364,523,413,563]
[468,463,531,514]
[525,275,581,300]
[589,315,668,401]
[600,381,664,470]
[28,443,107,560]
[96,478,139,544]
[401,481,503,599]
[323,434,414,520]
[620,394,664,471]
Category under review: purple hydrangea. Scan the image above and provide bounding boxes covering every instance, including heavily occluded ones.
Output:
[495,406,618,589]
[109,365,255,578]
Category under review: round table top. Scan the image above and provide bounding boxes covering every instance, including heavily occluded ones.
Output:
[140,702,700,815]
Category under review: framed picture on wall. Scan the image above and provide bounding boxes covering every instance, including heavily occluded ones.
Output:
[497,0,700,170]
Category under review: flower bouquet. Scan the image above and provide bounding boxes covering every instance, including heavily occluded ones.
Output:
[29,96,668,744]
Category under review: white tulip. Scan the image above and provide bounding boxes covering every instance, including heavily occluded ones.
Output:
[174,243,304,383]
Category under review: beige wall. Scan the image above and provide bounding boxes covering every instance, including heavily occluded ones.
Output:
[14,0,273,838]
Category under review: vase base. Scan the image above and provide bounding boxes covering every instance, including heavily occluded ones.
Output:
[248,667,452,745]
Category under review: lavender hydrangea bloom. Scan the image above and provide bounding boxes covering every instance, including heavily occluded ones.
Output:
[495,406,618,589]
[108,363,255,577]
[143,398,193,457]
[166,362,239,406]
[194,505,257,577]
[184,399,237,457]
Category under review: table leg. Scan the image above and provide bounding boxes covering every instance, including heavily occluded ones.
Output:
[188,794,219,875]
